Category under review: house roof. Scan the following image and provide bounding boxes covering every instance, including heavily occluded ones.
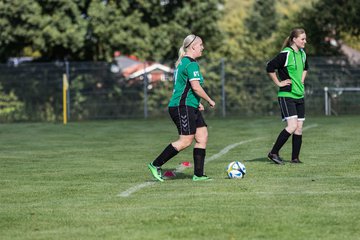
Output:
[114,56,140,70]
[112,55,173,79]
[128,63,173,79]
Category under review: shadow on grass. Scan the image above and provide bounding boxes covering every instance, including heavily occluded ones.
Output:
[244,157,269,163]
[244,157,291,164]
[244,157,293,164]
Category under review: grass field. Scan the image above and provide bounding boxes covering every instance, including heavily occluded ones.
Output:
[1,116,359,240]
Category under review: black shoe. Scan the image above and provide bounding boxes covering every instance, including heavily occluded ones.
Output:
[290,158,302,164]
[267,152,284,164]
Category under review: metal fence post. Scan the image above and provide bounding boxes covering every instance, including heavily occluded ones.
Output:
[324,86,329,116]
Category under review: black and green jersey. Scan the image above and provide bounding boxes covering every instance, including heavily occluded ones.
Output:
[266,47,309,99]
[168,56,204,108]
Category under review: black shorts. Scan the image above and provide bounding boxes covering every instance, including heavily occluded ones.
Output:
[278,97,305,121]
[168,106,207,135]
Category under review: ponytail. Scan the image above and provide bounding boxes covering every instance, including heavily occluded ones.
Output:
[281,28,306,50]
[281,36,291,50]
[175,34,197,67]
[175,46,185,67]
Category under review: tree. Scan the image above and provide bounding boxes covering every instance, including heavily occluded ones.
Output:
[0,0,224,62]
[0,0,42,61]
[0,0,87,61]
[298,0,360,55]
[124,0,224,63]
[85,1,151,61]
[35,0,87,60]
[0,84,25,122]
[245,0,278,40]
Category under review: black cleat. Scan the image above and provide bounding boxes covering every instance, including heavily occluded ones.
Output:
[290,158,302,164]
[268,152,285,164]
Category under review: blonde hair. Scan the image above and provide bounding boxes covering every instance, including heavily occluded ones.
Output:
[175,34,197,67]
[281,28,306,50]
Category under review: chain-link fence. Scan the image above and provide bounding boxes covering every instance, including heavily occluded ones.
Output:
[0,57,359,122]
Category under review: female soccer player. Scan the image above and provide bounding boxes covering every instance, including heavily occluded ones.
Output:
[148,34,215,181]
[266,28,309,164]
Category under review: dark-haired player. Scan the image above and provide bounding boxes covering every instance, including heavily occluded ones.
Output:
[266,28,309,164]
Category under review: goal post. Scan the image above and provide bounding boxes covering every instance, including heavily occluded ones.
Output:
[324,87,360,115]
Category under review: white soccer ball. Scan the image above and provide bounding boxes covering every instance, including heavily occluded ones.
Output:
[226,161,246,179]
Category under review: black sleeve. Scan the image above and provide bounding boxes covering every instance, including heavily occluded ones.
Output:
[304,57,309,71]
[266,52,288,73]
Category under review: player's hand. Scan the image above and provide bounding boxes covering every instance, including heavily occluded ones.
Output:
[198,103,205,111]
[208,99,215,108]
[278,79,292,87]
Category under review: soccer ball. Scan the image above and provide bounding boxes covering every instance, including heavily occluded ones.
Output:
[226,161,246,179]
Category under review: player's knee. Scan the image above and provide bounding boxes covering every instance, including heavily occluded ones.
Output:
[196,136,208,145]
[195,133,208,145]
[181,138,193,148]
[286,125,297,134]
[295,126,303,135]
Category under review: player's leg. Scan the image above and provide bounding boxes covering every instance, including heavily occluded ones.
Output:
[268,97,297,164]
[291,99,305,163]
[148,135,193,182]
[192,111,211,181]
[193,126,208,178]
[148,106,195,181]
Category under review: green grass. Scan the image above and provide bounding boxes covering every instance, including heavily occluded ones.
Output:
[1,116,359,240]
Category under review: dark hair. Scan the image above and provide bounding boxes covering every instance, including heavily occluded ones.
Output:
[281,28,306,50]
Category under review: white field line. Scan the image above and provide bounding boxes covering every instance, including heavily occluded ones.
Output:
[303,123,318,131]
[205,138,263,163]
[117,123,319,198]
[118,137,262,197]
[170,138,264,174]
[117,182,155,198]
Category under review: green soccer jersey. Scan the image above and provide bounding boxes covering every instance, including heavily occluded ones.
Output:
[168,57,204,108]
[266,47,309,99]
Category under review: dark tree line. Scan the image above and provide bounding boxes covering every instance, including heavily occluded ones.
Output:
[0,0,224,62]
